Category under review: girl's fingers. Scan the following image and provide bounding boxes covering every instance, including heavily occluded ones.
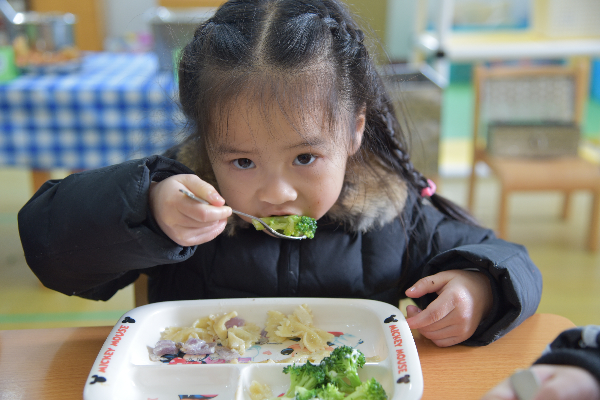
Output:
[179,200,232,223]
[405,304,421,319]
[406,294,456,330]
[170,219,228,247]
[174,178,232,222]
[410,308,467,345]
[405,272,451,298]
[177,174,225,206]
[149,175,230,246]
[185,226,228,246]
[408,296,478,345]
[428,335,462,348]
[407,304,455,334]
[417,322,461,340]
[175,217,230,230]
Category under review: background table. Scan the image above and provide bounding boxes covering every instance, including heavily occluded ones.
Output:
[0,52,183,189]
[0,313,576,400]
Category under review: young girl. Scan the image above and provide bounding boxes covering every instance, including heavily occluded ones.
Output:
[18,0,541,347]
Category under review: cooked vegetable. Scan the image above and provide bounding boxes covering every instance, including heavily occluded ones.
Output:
[283,361,326,397]
[321,346,366,393]
[295,383,346,400]
[272,347,387,400]
[252,215,317,239]
[344,378,388,400]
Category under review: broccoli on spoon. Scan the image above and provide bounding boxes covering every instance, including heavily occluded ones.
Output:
[251,215,317,239]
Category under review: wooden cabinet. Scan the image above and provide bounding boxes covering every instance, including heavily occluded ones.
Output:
[28,0,105,51]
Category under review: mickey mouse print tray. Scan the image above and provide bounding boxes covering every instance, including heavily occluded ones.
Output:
[83,297,424,400]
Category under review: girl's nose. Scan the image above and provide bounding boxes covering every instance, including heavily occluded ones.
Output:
[256,175,298,205]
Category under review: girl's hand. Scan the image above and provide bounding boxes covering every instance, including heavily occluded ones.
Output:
[148,174,232,246]
[404,270,493,347]
[481,365,600,400]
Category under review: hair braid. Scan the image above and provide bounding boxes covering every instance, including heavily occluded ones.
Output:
[361,54,481,226]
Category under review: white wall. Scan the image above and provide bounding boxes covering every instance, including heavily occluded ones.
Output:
[104,0,156,40]
[385,0,418,62]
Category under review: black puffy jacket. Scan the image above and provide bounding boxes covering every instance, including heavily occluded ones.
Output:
[18,155,542,346]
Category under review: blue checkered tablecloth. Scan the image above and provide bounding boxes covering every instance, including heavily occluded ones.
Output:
[0,52,183,170]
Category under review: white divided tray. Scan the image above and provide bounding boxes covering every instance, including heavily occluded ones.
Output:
[84,297,423,400]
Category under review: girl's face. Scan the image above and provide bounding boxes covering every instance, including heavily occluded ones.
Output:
[209,101,364,223]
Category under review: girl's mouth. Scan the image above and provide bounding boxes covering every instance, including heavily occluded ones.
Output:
[263,211,297,217]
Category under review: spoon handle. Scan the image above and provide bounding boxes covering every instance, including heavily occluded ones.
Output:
[179,189,251,219]
[179,189,209,205]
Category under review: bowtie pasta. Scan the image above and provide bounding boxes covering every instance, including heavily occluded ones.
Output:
[155,304,333,360]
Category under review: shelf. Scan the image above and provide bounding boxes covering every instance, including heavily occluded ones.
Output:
[418,31,600,62]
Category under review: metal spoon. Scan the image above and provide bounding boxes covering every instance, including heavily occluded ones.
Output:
[179,189,306,240]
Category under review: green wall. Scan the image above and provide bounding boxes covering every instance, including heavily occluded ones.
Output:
[343,0,387,38]
[342,0,389,62]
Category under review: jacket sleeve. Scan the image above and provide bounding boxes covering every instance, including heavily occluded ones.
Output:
[18,155,197,300]
[533,326,600,384]
[401,191,543,346]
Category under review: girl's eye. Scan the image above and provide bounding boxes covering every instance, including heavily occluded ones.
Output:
[294,153,316,166]
[232,158,255,169]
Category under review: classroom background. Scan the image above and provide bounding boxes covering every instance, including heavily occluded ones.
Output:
[1,0,599,330]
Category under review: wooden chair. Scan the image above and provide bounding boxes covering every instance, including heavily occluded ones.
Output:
[467,60,600,251]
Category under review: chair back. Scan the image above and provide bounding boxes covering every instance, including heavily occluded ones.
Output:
[472,61,588,158]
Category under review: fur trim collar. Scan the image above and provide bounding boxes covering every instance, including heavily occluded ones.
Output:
[325,155,408,232]
[178,141,407,234]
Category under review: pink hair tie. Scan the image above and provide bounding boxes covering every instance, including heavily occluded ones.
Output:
[421,179,436,197]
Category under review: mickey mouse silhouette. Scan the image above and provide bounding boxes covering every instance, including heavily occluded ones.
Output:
[384,315,398,323]
[89,375,106,384]
[397,374,410,384]
[122,317,135,323]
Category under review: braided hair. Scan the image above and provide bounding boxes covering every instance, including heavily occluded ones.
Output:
[178,0,478,226]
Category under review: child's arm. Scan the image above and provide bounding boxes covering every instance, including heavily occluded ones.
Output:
[482,325,600,400]
[481,365,600,400]
[399,191,542,347]
[18,156,209,300]
[149,174,231,247]
[404,270,493,347]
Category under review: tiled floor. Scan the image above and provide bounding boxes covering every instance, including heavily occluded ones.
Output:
[2,143,600,331]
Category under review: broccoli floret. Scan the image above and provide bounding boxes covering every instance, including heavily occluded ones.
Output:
[321,346,366,393]
[277,348,384,400]
[294,387,318,400]
[294,383,346,400]
[344,378,388,400]
[252,215,317,238]
[295,216,317,238]
[283,361,326,397]
[316,383,346,400]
